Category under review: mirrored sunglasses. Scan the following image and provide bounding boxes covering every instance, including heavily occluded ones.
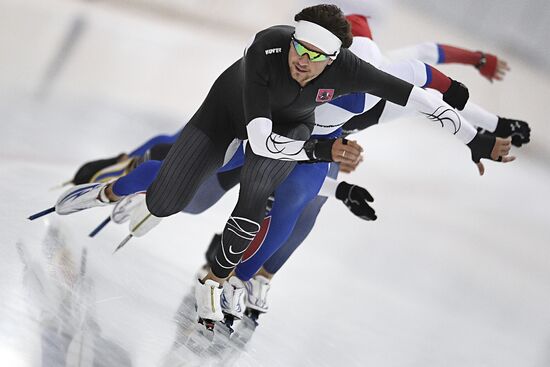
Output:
[291,36,334,62]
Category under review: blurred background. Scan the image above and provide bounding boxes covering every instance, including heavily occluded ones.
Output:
[1,1,549,366]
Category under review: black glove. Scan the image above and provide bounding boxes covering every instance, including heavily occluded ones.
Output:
[303,138,337,162]
[335,181,377,221]
[442,78,469,111]
[494,117,531,147]
[467,133,495,163]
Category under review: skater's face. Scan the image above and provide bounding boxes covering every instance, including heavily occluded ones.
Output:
[288,36,333,87]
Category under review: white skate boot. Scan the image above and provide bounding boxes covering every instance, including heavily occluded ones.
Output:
[55,183,110,215]
[244,275,271,314]
[220,276,246,320]
[111,192,145,224]
[112,196,162,252]
[128,196,161,237]
[195,278,223,330]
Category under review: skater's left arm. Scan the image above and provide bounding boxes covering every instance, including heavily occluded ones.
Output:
[345,58,479,142]
[386,42,510,82]
[379,59,469,110]
[402,86,517,175]
[345,57,516,174]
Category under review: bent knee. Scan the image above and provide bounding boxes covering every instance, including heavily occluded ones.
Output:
[145,192,181,217]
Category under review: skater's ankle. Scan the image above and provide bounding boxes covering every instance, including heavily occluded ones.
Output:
[202,271,225,286]
[256,267,274,281]
[116,153,129,163]
[101,184,120,203]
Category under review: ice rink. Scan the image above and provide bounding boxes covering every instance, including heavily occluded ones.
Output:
[1,0,550,366]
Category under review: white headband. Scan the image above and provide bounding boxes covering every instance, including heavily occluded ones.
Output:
[294,20,342,59]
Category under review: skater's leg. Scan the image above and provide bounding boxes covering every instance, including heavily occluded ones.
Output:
[70,154,127,185]
[240,195,330,314]
[143,143,173,161]
[146,124,228,217]
[194,148,296,324]
[209,148,297,280]
[109,139,242,208]
[69,131,179,185]
[73,142,241,223]
[182,143,243,214]
[57,124,227,216]
[128,132,180,157]
[235,162,337,314]
[233,161,329,281]
[262,195,328,274]
[110,160,161,197]
[262,161,339,275]
[183,168,241,215]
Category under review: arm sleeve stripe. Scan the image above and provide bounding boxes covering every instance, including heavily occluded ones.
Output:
[437,43,446,64]
[422,63,433,88]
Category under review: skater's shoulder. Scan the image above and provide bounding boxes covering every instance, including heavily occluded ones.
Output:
[254,25,294,41]
[249,25,293,51]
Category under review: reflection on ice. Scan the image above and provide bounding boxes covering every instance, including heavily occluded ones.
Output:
[16,223,132,367]
[162,292,258,367]
[15,222,263,366]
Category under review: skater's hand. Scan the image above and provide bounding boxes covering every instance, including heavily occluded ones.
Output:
[475,136,516,176]
[443,79,469,110]
[339,155,364,173]
[476,52,509,82]
[332,138,363,165]
[492,58,510,81]
[493,117,531,147]
[335,181,377,221]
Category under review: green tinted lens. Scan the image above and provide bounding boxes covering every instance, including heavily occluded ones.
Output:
[292,39,328,62]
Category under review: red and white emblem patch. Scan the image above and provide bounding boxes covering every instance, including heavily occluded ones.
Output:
[316,88,334,102]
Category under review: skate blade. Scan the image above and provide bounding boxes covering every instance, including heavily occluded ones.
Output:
[217,316,235,336]
[232,315,258,344]
[209,321,236,355]
[113,233,133,253]
[242,314,258,329]
[89,216,111,237]
[244,309,260,327]
[28,206,56,221]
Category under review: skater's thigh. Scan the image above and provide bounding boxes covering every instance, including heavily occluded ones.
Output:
[275,163,328,206]
[146,124,229,217]
[235,149,296,219]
